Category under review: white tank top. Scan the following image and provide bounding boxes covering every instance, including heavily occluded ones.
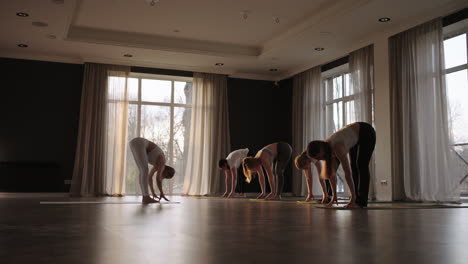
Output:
[226,148,249,169]
[326,124,359,152]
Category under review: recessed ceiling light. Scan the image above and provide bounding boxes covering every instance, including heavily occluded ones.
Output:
[215,63,224,66]
[18,44,28,48]
[16,12,29,17]
[32,21,48,27]
[146,0,160,6]
[315,47,324,51]
[269,68,278,72]
[240,10,249,20]
[123,54,133,58]
[378,17,391,22]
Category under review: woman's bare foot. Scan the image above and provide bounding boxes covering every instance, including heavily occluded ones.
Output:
[344,200,360,209]
[228,193,243,198]
[142,196,159,204]
[305,195,314,202]
[265,193,280,200]
[256,193,267,199]
[222,192,228,198]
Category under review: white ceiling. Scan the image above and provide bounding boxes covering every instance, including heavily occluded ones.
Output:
[0,0,467,80]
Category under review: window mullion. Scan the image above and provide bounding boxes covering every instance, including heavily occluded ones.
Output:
[137,78,141,137]
[169,81,175,167]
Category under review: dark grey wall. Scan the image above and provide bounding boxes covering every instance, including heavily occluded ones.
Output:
[0,58,294,193]
[227,78,293,193]
[0,58,83,192]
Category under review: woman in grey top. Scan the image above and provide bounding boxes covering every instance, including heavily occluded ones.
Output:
[306,122,376,208]
[242,142,292,200]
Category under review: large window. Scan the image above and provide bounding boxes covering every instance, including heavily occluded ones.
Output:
[443,25,468,192]
[323,69,354,194]
[125,74,192,195]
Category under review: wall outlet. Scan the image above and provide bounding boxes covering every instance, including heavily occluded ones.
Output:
[380,179,388,185]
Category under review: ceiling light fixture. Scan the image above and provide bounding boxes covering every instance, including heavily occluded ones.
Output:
[18,44,28,48]
[315,47,324,51]
[240,10,249,20]
[378,17,391,22]
[124,54,133,58]
[269,68,278,72]
[16,12,29,17]
[215,63,224,66]
[145,0,160,6]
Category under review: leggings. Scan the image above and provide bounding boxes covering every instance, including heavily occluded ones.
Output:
[349,122,376,207]
[129,138,150,196]
[274,142,292,195]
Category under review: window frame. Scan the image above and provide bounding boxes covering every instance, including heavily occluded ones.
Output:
[128,72,193,169]
[443,25,468,147]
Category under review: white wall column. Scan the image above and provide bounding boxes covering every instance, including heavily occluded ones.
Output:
[373,36,393,201]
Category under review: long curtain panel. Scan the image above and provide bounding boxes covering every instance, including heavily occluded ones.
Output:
[182,73,230,195]
[70,63,130,196]
[349,45,376,199]
[390,18,460,201]
[291,66,324,196]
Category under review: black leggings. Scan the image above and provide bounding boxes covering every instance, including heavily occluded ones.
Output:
[274,142,292,195]
[349,122,376,207]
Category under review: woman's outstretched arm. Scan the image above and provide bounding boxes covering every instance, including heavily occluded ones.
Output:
[256,168,267,199]
[314,161,328,203]
[223,169,232,197]
[304,166,314,202]
[148,166,159,200]
[156,168,169,201]
[263,163,277,200]
[334,145,358,208]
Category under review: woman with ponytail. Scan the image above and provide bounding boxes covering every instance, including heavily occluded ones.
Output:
[306,122,376,208]
[242,142,292,200]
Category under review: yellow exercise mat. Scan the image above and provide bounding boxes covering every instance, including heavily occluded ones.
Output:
[188,196,247,200]
[39,201,180,205]
[313,204,468,210]
[248,199,301,204]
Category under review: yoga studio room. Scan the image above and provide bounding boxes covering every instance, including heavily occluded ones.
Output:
[1,0,468,263]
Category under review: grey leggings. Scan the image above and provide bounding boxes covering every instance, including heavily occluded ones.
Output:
[274,142,292,195]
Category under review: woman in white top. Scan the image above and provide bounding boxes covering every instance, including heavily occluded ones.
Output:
[306,122,376,208]
[242,142,292,200]
[129,137,175,204]
[218,148,249,198]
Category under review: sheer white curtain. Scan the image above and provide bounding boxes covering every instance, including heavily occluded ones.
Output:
[349,45,374,123]
[390,18,460,201]
[349,45,376,199]
[291,66,324,196]
[182,73,230,195]
[71,63,130,196]
[105,70,129,195]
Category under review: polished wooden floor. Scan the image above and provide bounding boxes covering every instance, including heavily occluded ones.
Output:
[1,194,468,264]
